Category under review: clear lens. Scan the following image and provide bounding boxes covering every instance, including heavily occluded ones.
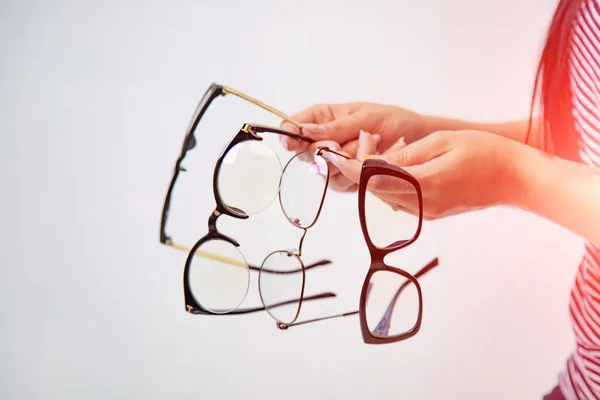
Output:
[279,151,328,228]
[364,174,420,249]
[187,239,250,314]
[365,270,420,337]
[217,141,282,215]
[259,251,304,324]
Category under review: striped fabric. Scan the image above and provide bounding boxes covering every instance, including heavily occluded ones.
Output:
[558,0,600,398]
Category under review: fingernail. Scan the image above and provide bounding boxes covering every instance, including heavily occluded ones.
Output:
[373,133,381,142]
[359,129,367,145]
[362,154,384,160]
[302,123,326,135]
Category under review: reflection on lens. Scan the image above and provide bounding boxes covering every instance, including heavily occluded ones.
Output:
[365,174,420,249]
[218,141,281,215]
[188,239,250,314]
[366,270,420,337]
[259,251,304,324]
[279,151,328,228]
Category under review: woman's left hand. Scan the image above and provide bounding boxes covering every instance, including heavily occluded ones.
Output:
[323,130,528,220]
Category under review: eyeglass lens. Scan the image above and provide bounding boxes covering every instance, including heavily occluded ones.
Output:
[365,269,420,337]
[258,150,330,323]
[364,174,420,249]
[278,151,329,228]
[259,251,305,324]
[187,238,250,314]
[217,141,282,215]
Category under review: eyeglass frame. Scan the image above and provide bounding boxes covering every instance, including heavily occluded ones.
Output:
[159,83,337,316]
[161,82,440,342]
[274,156,439,345]
[159,83,303,250]
[182,122,341,315]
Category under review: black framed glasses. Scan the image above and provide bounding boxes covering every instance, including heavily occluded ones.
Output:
[161,84,336,316]
[182,123,346,315]
[160,83,304,251]
[273,157,439,345]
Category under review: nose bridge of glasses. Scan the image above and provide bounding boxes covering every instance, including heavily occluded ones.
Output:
[295,227,309,257]
[207,210,243,245]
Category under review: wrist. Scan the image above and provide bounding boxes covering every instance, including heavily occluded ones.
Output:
[508,145,564,213]
[508,146,600,245]
[505,145,542,210]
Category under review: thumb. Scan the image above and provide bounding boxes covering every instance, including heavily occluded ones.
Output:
[382,131,450,166]
[301,112,364,144]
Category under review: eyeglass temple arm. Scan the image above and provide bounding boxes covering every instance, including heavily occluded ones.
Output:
[276,283,376,330]
[165,240,332,273]
[276,310,360,330]
[222,86,303,129]
[230,292,336,315]
[187,292,337,315]
[372,257,440,336]
[276,258,441,332]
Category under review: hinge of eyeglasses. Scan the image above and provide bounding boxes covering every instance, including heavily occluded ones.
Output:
[277,322,289,330]
[241,124,260,139]
[186,305,193,313]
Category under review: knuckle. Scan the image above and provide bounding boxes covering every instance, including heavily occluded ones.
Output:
[430,130,450,146]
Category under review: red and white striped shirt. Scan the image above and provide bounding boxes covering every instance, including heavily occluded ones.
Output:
[558,0,600,398]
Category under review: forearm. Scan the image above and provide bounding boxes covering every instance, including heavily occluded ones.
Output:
[422,115,543,148]
[511,146,600,245]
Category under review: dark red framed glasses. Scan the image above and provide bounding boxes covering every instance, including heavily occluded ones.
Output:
[272,157,439,345]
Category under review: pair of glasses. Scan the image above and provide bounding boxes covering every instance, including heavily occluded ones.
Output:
[160,82,439,343]
[182,122,350,317]
[160,83,338,316]
[275,157,439,344]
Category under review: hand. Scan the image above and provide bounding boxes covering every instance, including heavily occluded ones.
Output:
[322,130,526,219]
[280,102,423,191]
[280,102,425,154]
[311,130,386,192]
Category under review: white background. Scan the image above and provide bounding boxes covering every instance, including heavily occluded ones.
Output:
[1,0,586,399]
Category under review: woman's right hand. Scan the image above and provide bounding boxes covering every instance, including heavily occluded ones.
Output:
[280,102,426,153]
[280,102,425,191]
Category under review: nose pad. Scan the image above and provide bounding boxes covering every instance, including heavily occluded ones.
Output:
[227,205,249,219]
[285,248,298,256]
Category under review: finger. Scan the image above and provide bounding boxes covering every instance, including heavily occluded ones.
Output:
[280,105,334,152]
[307,139,341,154]
[357,130,381,160]
[301,112,365,144]
[367,192,425,218]
[280,135,307,152]
[365,173,421,194]
[382,136,407,155]
[305,140,345,177]
[382,130,451,167]
[279,130,311,152]
[340,138,359,157]
[287,103,337,125]
[280,120,301,135]
[322,154,362,185]
[328,173,358,192]
[312,138,361,159]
